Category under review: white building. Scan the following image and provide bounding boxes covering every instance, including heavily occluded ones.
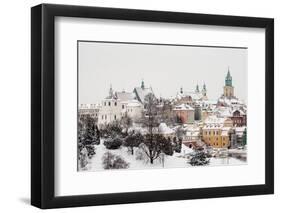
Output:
[97,84,147,127]
[123,100,143,121]
[79,103,100,118]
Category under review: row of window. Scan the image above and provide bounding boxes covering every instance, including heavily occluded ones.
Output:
[103,102,126,109]
[204,130,220,136]
[210,142,227,147]
[104,101,118,107]
[101,115,117,120]
[204,136,227,141]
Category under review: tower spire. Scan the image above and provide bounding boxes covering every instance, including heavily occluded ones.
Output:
[141,79,145,89]
[225,67,232,87]
[202,82,207,96]
[195,83,199,93]
[109,84,114,98]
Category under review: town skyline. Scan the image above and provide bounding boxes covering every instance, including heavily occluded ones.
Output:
[78,41,247,104]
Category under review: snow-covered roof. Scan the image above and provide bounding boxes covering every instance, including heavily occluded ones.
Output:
[232,109,246,115]
[176,91,204,101]
[204,115,226,124]
[214,106,232,117]
[125,100,142,107]
[173,103,194,111]
[218,96,245,107]
[133,87,154,103]
[116,91,136,102]
[158,123,174,134]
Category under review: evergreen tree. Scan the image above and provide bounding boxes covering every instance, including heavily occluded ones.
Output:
[124,132,144,155]
[189,150,210,166]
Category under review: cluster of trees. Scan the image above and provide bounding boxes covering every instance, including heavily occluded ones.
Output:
[78,114,100,169]
[98,93,184,165]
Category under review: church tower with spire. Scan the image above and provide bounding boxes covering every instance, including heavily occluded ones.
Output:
[195,84,200,93]
[202,82,207,97]
[223,67,234,98]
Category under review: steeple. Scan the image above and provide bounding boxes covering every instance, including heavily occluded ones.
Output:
[225,67,232,87]
[141,79,145,89]
[180,87,183,94]
[109,84,114,98]
[223,67,234,98]
[195,84,200,93]
[202,82,207,96]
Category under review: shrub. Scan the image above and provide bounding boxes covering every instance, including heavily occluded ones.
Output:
[189,150,210,166]
[102,152,129,169]
[104,137,123,149]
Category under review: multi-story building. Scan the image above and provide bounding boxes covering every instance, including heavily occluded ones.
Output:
[79,103,100,119]
[231,109,247,127]
[202,116,233,148]
[173,104,195,124]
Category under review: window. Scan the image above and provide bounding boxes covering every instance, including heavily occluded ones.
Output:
[122,104,124,109]
[102,115,104,120]
[108,102,111,106]
[105,115,107,120]
[115,102,117,106]
[114,115,117,120]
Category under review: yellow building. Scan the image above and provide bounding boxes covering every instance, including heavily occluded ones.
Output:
[202,116,233,148]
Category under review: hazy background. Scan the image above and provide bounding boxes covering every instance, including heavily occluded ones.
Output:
[78,41,247,104]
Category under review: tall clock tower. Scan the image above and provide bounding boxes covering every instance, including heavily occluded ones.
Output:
[223,68,234,98]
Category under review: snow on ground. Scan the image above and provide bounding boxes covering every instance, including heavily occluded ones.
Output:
[83,141,246,172]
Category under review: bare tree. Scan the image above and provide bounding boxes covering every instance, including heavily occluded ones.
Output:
[141,94,160,164]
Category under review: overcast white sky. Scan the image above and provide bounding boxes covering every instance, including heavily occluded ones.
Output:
[78,41,247,104]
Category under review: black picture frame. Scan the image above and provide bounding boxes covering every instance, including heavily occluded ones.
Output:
[31,3,274,209]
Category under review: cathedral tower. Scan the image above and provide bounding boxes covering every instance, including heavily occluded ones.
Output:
[223,68,234,98]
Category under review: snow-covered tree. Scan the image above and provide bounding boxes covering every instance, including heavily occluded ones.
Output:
[100,121,124,138]
[104,137,123,149]
[189,150,210,166]
[173,137,182,153]
[102,152,129,169]
[78,114,100,163]
[120,114,133,135]
[79,147,88,169]
[124,132,144,155]
[141,94,161,164]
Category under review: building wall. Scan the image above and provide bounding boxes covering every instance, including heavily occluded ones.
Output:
[98,99,124,126]
[202,129,230,148]
[223,85,234,97]
[174,110,194,124]
[126,105,143,120]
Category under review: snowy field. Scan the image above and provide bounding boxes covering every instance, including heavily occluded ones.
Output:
[81,142,247,172]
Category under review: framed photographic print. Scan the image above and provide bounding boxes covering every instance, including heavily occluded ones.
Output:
[31,4,274,209]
